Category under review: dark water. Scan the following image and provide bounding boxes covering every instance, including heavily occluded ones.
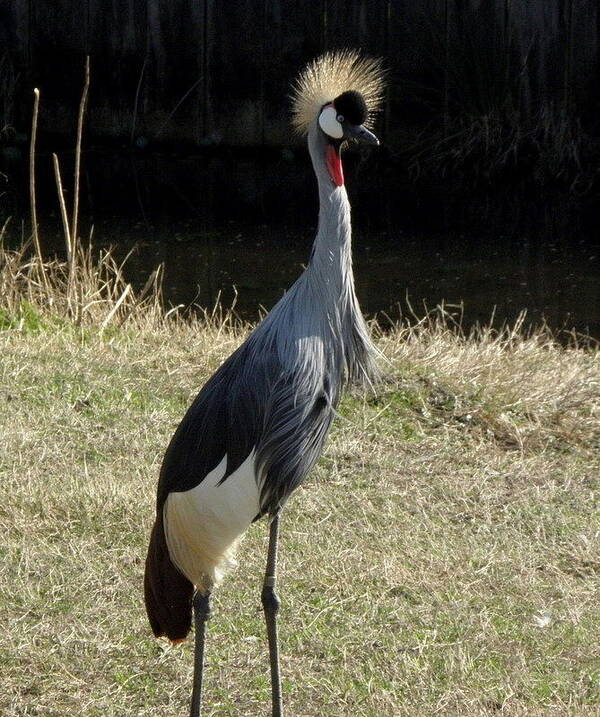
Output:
[4,148,599,337]
[90,220,598,339]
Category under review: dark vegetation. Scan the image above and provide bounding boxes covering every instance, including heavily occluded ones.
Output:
[401,0,600,193]
[1,0,599,209]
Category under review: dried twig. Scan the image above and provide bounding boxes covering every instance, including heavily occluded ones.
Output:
[52,153,72,263]
[100,284,131,333]
[71,56,90,247]
[52,152,79,320]
[29,87,47,288]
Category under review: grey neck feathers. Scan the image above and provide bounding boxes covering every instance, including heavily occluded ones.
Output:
[249,120,379,397]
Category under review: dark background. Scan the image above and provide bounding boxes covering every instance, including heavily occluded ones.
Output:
[2,0,599,148]
[1,1,599,335]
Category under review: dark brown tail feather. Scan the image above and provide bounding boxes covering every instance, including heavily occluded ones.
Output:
[144,511,194,641]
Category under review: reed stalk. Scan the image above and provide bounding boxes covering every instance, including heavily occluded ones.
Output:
[71,56,90,248]
[52,151,80,321]
[29,87,47,290]
[52,153,72,263]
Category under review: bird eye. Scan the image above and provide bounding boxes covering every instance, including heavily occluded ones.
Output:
[336,114,345,123]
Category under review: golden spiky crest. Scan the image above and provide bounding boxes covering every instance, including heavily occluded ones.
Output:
[291,49,385,135]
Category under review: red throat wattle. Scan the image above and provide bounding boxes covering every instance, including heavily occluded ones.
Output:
[325,144,344,187]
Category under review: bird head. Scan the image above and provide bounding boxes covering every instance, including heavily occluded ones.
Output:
[291,50,385,187]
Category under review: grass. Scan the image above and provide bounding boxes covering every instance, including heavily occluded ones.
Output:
[0,237,599,716]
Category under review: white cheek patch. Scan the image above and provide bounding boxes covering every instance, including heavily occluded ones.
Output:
[318,105,343,139]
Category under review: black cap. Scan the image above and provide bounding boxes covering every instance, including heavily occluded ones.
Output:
[333,90,368,125]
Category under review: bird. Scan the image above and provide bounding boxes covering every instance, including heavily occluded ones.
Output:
[144,49,385,717]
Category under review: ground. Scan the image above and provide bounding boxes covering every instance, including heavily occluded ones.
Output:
[1,298,598,716]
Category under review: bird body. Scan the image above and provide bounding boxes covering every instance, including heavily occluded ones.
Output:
[144,50,385,715]
[145,164,376,635]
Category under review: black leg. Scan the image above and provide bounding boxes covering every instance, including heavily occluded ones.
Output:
[262,514,283,717]
[190,591,211,717]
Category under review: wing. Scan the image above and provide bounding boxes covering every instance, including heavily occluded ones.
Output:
[256,372,335,515]
[157,339,336,516]
[155,344,259,509]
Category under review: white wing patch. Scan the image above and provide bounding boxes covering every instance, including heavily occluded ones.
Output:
[163,451,260,592]
[318,105,343,139]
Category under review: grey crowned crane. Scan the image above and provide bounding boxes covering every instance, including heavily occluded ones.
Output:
[144,50,385,716]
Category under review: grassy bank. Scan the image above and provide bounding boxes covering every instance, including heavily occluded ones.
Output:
[1,242,599,716]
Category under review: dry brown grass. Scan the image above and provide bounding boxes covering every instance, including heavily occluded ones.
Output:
[0,244,598,716]
[0,236,165,330]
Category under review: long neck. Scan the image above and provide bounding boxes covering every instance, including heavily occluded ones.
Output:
[248,124,379,389]
[307,126,353,289]
[303,124,379,385]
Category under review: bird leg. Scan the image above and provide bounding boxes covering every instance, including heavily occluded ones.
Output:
[189,590,211,717]
[262,514,283,717]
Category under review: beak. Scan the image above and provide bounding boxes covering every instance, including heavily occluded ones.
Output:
[343,124,379,146]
